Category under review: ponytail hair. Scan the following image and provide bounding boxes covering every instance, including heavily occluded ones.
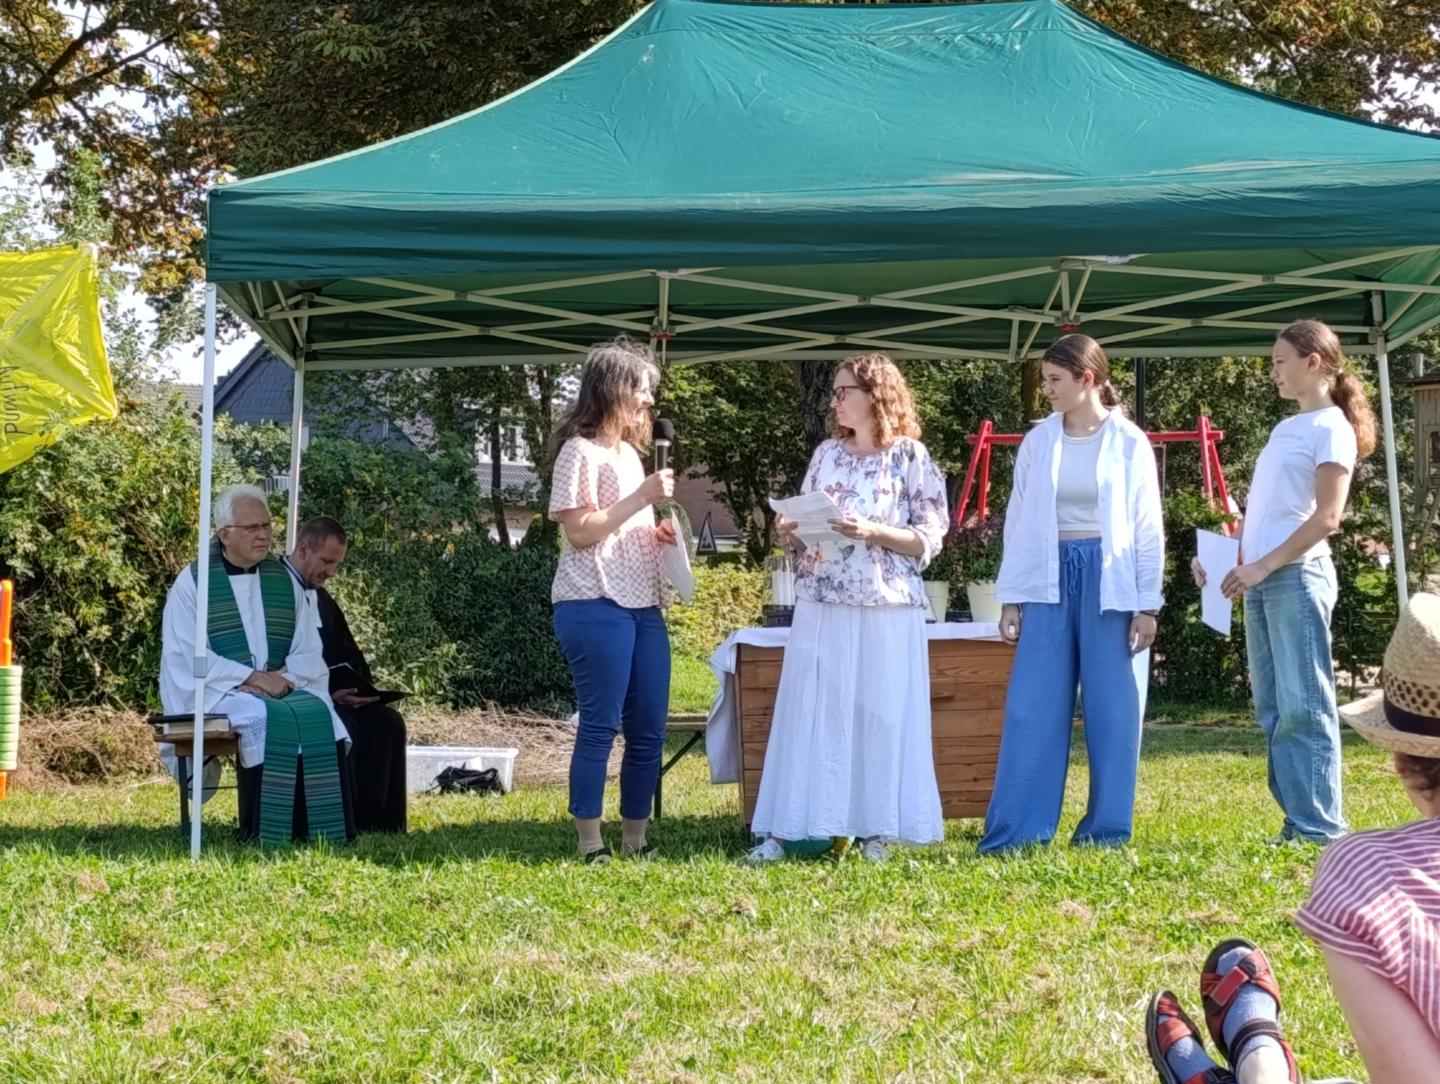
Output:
[1043,334,1124,412]
[1277,320,1377,457]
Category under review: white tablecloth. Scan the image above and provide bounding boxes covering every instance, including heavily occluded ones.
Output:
[705,620,1001,783]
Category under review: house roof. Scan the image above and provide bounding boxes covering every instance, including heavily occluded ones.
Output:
[476,462,540,496]
[137,380,204,416]
[215,342,283,416]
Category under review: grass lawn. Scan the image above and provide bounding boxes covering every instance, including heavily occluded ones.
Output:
[0,725,1408,1083]
[669,653,718,716]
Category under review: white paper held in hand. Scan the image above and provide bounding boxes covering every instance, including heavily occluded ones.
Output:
[660,513,695,603]
[1195,528,1240,637]
[767,491,849,547]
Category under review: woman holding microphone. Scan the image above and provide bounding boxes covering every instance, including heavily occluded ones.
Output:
[980,334,1164,854]
[549,336,677,864]
[746,352,949,864]
[1194,319,1375,845]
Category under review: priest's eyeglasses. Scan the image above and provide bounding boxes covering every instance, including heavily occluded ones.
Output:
[225,521,273,535]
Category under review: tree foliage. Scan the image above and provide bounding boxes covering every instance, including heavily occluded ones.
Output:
[664,361,811,562]
[1072,0,1440,131]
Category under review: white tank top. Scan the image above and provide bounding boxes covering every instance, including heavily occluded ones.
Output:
[1056,429,1103,533]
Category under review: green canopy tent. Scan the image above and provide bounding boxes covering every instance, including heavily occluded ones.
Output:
[190,0,1440,855]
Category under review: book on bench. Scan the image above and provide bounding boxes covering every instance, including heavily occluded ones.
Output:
[328,663,408,707]
[150,713,233,737]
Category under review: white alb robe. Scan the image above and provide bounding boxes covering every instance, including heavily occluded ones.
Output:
[159,561,349,793]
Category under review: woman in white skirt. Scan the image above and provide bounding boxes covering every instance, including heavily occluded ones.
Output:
[746,353,948,864]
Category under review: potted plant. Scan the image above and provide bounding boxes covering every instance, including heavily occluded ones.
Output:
[921,545,961,623]
[950,518,1005,623]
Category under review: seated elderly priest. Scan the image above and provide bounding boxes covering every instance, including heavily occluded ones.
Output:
[159,484,356,844]
[283,517,408,833]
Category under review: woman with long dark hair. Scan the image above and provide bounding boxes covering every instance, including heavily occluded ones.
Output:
[548,336,676,863]
[1194,319,1377,844]
[980,334,1164,853]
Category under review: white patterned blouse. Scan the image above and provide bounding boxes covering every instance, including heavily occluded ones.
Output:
[793,437,948,608]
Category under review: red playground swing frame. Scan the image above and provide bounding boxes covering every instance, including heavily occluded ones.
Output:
[952,416,1235,533]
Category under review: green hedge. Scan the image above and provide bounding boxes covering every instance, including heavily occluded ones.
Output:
[0,397,239,707]
[666,563,767,665]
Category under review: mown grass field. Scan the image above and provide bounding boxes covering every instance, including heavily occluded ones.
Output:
[0,725,1406,1083]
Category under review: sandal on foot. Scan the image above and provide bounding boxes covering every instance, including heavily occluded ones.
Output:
[1146,991,1235,1084]
[583,847,611,865]
[1200,939,1300,1081]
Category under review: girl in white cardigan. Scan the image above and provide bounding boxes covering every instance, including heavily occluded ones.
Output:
[979,334,1164,853]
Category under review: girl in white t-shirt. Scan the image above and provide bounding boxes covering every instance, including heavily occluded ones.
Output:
[1193,319,1377,844]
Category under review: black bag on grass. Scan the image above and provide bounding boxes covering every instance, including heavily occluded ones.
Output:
[432,765,504,795]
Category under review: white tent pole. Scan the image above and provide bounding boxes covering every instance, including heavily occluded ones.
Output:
[1371,293,1409,610]
[286,360,304,551]
[190,284,218,859]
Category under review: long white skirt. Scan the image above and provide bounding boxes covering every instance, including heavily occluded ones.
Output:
[750,598,944,845]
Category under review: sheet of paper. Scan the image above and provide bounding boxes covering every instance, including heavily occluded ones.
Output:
[660,513,695,603]
[1196,529,1240,637]
[768,491,848,547]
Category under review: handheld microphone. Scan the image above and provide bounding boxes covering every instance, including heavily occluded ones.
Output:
[652,417,675,471]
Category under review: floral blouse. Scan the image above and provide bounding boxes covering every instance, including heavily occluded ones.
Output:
[793,437,949,608]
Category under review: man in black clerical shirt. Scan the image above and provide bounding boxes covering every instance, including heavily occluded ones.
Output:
[285,517,408,833]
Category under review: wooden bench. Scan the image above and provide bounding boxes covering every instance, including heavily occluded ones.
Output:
[653,716,706,819]
[148,714,238,837]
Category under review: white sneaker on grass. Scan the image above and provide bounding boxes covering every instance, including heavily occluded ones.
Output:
[860,838,888,863]
[744,837,785,864]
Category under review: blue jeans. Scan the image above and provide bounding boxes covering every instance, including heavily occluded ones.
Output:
[1244,556,1347,843]
[980,539,1150,853]
[553,599,671,820]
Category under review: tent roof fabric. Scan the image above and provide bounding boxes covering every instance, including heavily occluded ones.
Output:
[206,0,1440,366]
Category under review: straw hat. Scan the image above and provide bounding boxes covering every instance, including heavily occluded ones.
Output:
[1340,592,1440,758]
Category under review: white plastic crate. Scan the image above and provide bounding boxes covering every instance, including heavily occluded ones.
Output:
[405,745,518,794]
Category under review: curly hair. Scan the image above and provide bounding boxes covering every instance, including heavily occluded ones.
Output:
[831,352,922,447]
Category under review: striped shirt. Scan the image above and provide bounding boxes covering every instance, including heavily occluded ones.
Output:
[1294,815,1440,1041]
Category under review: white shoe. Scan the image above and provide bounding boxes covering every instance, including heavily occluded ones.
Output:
[860,838,889,863]
[744,838,785,864]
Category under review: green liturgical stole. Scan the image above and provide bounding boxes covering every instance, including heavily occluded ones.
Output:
[194,538,347,845]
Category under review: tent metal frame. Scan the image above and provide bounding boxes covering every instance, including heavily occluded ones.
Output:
[232,247,1440,373]
[190,241,1437,857]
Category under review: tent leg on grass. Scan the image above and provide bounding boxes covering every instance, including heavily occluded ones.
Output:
[191,284,218,859]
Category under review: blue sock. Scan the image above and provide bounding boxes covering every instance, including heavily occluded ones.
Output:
[1216,946,1283,1066]
[1156,1003,1220,1081]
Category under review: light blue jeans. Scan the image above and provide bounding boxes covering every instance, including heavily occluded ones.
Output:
[980,539,1150,853]
[1243,556,1347,843]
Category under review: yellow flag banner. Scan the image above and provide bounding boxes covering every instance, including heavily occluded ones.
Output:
[0,245,116,474]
